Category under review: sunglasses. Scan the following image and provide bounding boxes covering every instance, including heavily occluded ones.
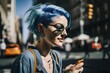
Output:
[49,23,70,35]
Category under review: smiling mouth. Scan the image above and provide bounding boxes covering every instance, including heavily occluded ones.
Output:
[58,38,64,42]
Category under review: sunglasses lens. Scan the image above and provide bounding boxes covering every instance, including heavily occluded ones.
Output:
[53,30,62,35]
[53,24,64,35]
[66,28,70,34]
[50,23,70,35]
[55,24,64,30]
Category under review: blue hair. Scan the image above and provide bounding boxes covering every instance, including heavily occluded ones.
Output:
[25,3,71,38]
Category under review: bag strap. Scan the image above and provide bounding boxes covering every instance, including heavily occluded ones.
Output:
[28,48,37,73]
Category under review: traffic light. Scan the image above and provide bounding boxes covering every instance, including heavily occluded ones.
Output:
[87,3,94,19]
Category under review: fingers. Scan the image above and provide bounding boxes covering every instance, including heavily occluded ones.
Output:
[70,60,84,73]
[78,67,84,73]
[69,67,84,73]
[75,59,84,66]
[70,66,84,73]
[64,64,74,71]
[64,59,84,73]
[64,61,84,70]
[74,62,84,69]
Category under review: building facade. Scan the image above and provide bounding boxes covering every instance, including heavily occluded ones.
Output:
[0,0,17,43]
[0,0,7,39]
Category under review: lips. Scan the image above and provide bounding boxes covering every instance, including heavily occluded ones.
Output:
[57,38,64,42]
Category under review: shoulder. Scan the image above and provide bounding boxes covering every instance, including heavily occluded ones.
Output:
[20,49,42,64]
[21,50,34,59]
[52,50,61,56]
[15,50,35,65]
[11,50,36,73]
[52,50,62,61]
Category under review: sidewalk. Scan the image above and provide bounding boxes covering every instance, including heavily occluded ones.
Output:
[61,51,109,60]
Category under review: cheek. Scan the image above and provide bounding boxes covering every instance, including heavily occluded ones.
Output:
[44,28,63,46]
[45,34,63,47]
[45,32,55,41]
[44,29,55,40]
[45,34,57,42]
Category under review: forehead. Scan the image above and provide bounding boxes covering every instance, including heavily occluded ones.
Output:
[50,16,68,27]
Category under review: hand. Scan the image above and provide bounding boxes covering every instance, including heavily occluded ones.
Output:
[64,60,84,73]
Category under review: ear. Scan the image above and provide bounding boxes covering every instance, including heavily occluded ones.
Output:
[37,23,44,34]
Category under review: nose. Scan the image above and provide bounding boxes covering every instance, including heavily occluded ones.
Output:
[61,29,67,36]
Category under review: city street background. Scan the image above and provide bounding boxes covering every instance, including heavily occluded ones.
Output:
[0,50,110,73]
[1,0,110,73]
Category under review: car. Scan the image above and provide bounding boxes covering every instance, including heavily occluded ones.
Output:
[91,42,102,50]
[5,44,21,56]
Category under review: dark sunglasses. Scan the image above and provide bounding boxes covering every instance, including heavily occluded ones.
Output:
[49,23,70,35]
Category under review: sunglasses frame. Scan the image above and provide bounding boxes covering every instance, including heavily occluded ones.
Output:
[49,23,70,35]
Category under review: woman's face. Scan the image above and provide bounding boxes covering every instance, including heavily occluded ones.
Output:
[43,16,68,47]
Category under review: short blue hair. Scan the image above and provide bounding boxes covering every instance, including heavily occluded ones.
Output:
[25,3,71,38]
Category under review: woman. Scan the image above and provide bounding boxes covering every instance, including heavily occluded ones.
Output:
[11,3,84,73]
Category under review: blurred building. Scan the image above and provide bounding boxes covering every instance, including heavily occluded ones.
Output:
[0,0,17,43]
[0,0,7,39]
[15,16,23,47]
[7,0,16,43]
[69,0,110,42]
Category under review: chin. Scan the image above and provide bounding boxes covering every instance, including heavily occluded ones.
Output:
[53,42,63,48]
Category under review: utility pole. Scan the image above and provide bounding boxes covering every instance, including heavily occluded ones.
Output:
[79,0,89,46]
[80,0,85,35]
[80,0,85,46]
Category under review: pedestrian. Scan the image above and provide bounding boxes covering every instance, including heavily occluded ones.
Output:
[11,3,84,73]
[63,37,72,59]
[63,37,73,59]
[103,41,110,59]
[84,41,90,58]
[0,39,6,57]
[64,42,72,59]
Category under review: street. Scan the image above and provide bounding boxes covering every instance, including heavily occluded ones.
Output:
[63,59,110,73]
[0,50,110,73]
[0,56,16,73]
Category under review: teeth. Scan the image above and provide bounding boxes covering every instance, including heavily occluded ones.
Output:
[58,38,62,40]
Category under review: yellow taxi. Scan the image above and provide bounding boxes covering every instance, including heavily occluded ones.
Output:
[5,44,21,56]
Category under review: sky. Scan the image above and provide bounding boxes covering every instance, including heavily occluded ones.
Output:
[16,0,32,16]
[16,0,32,44]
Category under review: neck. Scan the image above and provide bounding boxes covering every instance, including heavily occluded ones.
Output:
[36,38,51,57]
